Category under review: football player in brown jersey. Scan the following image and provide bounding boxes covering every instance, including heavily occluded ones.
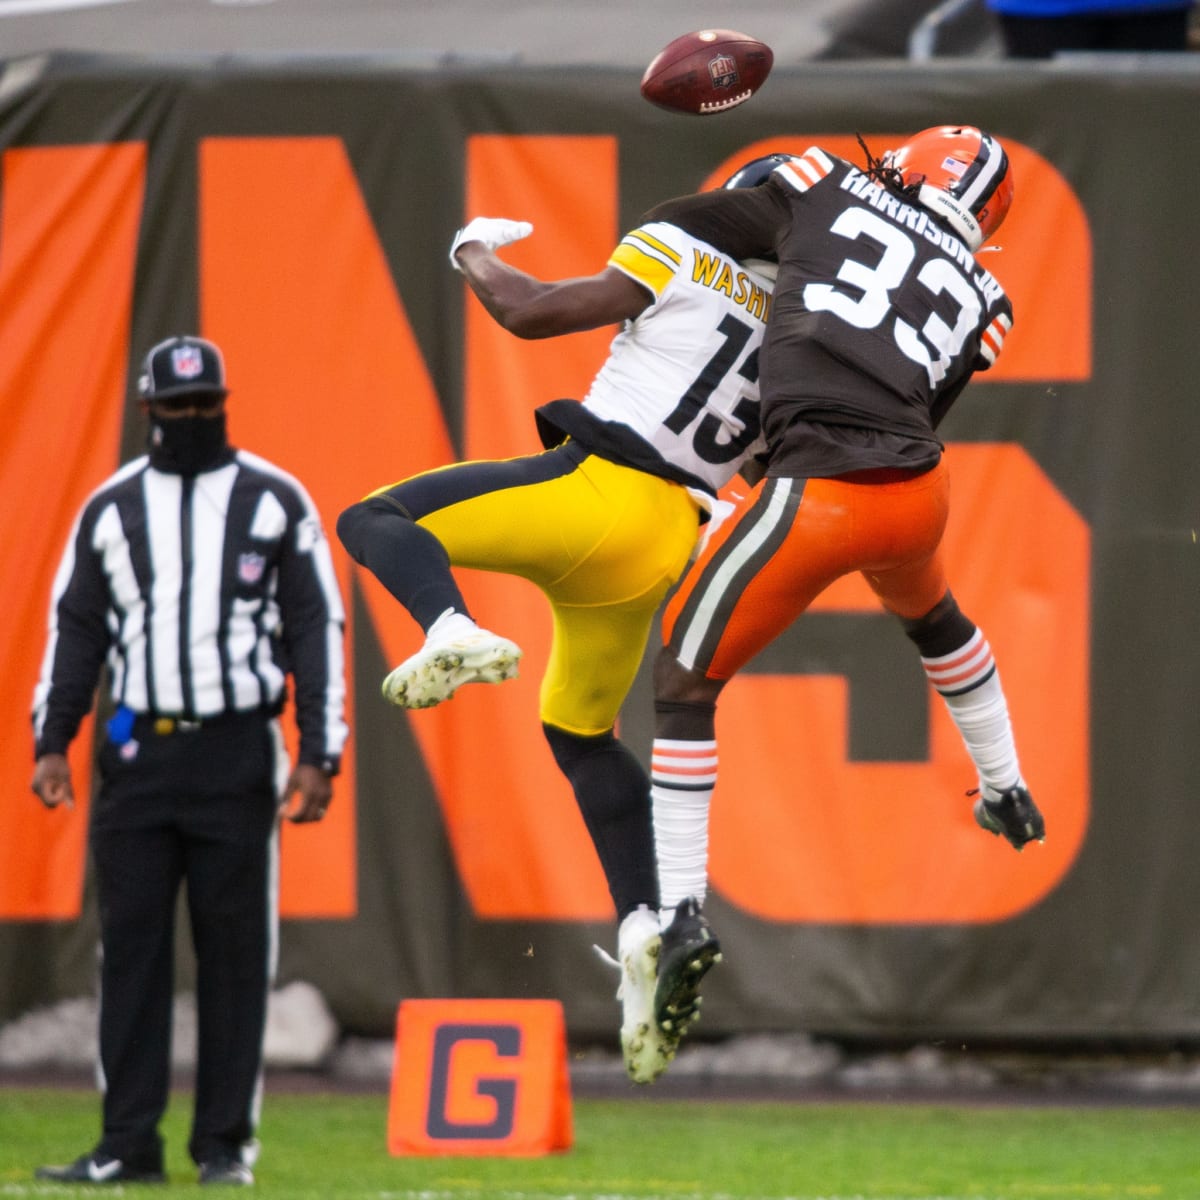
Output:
[642,127,1045,1047]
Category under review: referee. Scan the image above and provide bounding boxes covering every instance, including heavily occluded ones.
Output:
[32,335,348,1187]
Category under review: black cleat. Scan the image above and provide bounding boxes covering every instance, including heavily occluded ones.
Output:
[654,896,722,1037]
[974,784,1045,850]
[36,1151,165,1185]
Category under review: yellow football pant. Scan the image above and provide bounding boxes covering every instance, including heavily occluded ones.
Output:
[373,445,702,735]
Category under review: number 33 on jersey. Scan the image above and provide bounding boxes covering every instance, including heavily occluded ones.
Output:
[772,146,1012,417]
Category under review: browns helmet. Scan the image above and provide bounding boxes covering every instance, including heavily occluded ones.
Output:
[882,125,1013,251]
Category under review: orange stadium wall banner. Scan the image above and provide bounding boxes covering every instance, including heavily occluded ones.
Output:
[1,59,1197,1043]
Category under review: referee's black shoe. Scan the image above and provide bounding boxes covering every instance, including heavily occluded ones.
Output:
[654,896,723,1037]
[36,1150,166,1185]
[973,784,1045,850]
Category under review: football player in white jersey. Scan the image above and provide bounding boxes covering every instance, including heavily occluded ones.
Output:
[338,163,777,1086]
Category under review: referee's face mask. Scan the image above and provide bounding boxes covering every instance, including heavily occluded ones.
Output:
[137,336,231,475]
[146,397,229,475]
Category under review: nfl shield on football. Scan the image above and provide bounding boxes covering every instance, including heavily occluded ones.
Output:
[640,29,774,116]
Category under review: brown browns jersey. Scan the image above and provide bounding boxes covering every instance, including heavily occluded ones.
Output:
[645,147,1013,477]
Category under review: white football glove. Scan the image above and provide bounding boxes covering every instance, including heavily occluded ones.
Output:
[448,217,533,271]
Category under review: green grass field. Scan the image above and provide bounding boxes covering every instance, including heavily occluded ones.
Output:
[1,1086,1196,1200]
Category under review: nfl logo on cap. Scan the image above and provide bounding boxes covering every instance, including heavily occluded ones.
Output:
[139,335,228,401]
[172,344,204,379]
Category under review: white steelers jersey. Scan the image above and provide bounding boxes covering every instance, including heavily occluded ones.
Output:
[581,220,772,493]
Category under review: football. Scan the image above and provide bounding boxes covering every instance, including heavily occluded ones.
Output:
[640,29,773,116]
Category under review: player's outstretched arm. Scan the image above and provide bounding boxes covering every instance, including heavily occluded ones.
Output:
[451,220,649,339]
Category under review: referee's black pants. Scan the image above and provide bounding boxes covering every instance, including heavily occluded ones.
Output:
[90,714,281,1168]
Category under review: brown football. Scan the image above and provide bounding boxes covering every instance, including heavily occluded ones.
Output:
[640,29,774,116]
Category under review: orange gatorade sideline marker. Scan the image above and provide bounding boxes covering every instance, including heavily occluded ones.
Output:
[387,998,573,1156]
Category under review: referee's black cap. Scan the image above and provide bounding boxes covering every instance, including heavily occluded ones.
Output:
[138,336,229,402]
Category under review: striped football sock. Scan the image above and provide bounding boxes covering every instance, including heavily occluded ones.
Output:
[921,629,1024,797]
[650,738,717,915]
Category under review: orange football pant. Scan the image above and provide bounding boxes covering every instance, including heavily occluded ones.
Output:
[663,463,951,680]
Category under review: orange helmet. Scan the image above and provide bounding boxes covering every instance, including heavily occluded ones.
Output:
[883,125,1013,251]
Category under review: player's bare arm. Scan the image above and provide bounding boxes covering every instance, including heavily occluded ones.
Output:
[456,246,650,339]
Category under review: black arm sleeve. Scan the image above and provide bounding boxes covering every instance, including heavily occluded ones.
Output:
[33,510,112,758]
[644,181,790,263]
[275,488,348,774]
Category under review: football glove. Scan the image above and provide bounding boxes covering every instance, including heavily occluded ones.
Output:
[449,217,533,271]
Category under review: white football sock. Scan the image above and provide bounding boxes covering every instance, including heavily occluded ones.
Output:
[921,630,1023,797]
[651,737,716,919]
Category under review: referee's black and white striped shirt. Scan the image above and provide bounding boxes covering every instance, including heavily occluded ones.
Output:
[32,448,348,773]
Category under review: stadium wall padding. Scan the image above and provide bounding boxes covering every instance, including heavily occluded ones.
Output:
[2,56,1198,1043]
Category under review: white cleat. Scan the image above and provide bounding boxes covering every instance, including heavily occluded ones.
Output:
[613,907,677,1085]
[382,622,522,710]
